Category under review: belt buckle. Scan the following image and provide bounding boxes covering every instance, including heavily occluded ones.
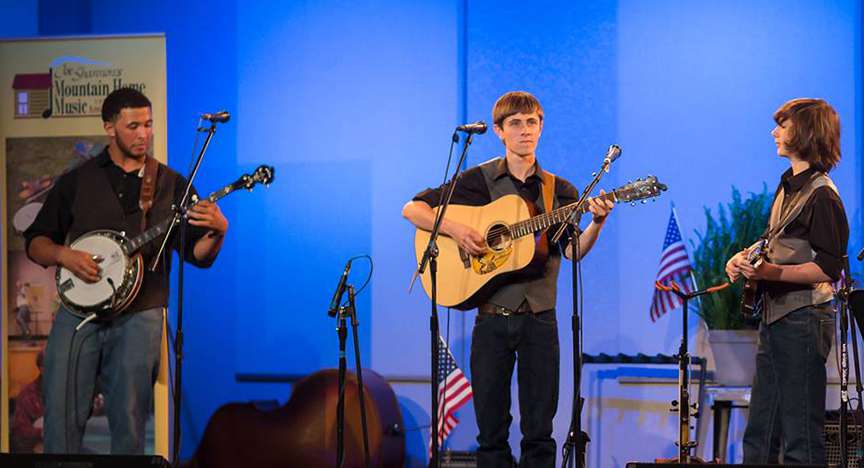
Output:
[498,306,512,316]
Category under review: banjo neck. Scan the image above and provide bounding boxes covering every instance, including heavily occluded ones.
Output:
[124,177,251,254]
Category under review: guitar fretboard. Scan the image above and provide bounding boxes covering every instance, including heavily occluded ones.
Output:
[510,192,618,239]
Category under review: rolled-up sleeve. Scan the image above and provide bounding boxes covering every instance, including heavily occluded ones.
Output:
[23,172,77,262]
[552,178,582,254]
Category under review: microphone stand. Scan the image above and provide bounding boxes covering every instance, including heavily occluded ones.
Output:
[151,121,219,466]
[334,285,371,468]
[415,132,475,468]
[554,152,615,468]
[837,255,854,468]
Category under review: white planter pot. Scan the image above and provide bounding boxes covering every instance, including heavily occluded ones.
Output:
[707,329,758,386]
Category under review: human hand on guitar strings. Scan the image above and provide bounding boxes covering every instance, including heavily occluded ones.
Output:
[446,222,486,256]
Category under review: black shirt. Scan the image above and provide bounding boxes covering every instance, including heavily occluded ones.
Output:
[24,149,211,311]
[762,167,848,295]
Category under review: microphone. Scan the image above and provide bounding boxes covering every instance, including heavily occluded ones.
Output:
[201,111,230,123]
[327,259,352,317]
[603,144,622,164]
[456,121,487,134]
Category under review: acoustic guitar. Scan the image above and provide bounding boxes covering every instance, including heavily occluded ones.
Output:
[413,176,667,309]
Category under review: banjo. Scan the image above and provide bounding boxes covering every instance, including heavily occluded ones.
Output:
[56,165,274,321]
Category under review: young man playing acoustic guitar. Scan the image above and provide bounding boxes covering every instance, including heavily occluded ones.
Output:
[725,98,848,464]
[25,88,228,454]
[403,91,614,467]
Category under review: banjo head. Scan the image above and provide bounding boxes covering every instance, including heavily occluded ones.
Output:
[56,230,140,316]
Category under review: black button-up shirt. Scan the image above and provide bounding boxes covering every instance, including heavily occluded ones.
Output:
[24,149,210,311]
[762,167,849,296]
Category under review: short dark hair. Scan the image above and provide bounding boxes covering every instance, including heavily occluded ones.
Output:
[492,91,544,128]
[101,88,151,123]
[773,98,841,173]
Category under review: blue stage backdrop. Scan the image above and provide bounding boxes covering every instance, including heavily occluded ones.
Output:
[2,0,861,464]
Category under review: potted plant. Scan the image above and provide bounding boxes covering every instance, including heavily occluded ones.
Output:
[690,186,772,385]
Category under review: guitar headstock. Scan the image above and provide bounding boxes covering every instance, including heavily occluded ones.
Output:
[612,175,667,204]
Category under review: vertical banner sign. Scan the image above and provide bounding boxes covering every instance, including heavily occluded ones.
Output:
[0,35,167,455]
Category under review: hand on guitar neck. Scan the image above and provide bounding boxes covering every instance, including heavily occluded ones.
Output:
[586,189,615,224]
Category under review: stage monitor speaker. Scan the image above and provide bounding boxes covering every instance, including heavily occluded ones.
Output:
[825,421,863,466]
[441,450,477,467]
[626,464,826,468]
[0,454,170,468]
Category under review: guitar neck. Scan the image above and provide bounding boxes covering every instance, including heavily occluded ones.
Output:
[510,191,618,239]
[125,185,236,254]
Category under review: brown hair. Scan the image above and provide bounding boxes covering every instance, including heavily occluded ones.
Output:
[492,91,544,128]
[773,98,841,172]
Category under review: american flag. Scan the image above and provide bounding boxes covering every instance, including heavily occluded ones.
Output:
[430,336,473,455]
[650,207,694,321]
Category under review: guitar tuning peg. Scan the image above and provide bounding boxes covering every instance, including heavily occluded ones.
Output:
[631,202,636,207]
[592,172,598,177]
[641,200,647,204]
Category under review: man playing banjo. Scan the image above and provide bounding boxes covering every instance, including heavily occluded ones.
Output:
[24,88,229,454]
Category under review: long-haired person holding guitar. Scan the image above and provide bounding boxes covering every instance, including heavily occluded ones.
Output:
[403,91,614,467]
[725,98,848,465]
[24,88,228,454]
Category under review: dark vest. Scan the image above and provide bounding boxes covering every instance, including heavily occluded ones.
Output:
[762,172,837,324]
[478,157,563,313]
[68,157,179,312]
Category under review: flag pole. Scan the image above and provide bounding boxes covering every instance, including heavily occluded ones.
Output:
[671,202,700,292]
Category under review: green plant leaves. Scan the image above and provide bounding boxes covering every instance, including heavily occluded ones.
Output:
[689,185,772,329]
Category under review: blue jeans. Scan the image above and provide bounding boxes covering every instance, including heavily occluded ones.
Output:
[470,310,559,468]
[42,307,163,454]
[743,304,835,464]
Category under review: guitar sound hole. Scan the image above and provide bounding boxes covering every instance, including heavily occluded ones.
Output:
[486,224,512,252]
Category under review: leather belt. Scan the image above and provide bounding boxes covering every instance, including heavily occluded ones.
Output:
[478,302,532,316]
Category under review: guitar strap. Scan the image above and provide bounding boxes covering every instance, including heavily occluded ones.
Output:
[540,169,555,215]
[139,156,159,232]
